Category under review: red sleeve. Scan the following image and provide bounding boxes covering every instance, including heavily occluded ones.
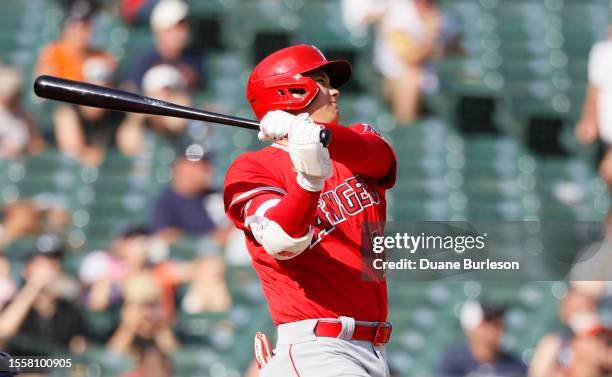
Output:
[324,122,397,188]
[223,152,321,237]
[223,153,287,230]
[244,186,320,238]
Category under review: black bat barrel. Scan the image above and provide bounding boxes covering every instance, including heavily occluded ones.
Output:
[33,75,331,146]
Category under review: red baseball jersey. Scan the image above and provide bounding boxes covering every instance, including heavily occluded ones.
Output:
[223,123,397,325]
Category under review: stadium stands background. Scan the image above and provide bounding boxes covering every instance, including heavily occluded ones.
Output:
[0,0,611,376]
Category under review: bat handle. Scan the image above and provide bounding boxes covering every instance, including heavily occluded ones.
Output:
[320,129,332,148]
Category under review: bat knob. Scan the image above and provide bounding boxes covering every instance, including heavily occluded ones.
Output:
[320,129,332,148]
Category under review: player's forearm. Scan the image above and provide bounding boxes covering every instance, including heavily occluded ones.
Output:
[265,183,321,237]
[324,123,393,179]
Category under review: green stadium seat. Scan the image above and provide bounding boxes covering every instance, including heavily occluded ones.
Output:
[468,200,530,220]
[170,237,203,260]
[83,310,120,341]
[296,1,360,49]
[464,177,523,202]
[82,345,132,375]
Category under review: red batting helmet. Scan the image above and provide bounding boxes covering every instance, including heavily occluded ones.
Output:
[246,45,352,120]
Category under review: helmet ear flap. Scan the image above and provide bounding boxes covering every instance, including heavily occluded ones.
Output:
[250,75,320,119]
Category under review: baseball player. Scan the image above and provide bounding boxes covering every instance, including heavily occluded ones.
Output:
[223,45,397,377]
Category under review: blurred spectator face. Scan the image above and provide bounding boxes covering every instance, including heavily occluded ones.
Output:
[63,19,93,50]
[560,288,598,325]
[61,0,95,50]
[136,299,164,333]
[155,21,190,59]
[124,272,165,334]
[142,64,190,130]
[151,0,190,60]
[461,300,506,359]
[24,254,62,289]
[114,233,149,270]
[471,318,504,352]
[172,157,213,196]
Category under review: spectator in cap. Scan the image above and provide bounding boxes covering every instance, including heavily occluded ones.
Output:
[117,64,208,156]
[438,299,526,377]
[122,0,204,91]
[576,14,612,185]
[35,0,115,82]
[150,149,227,243]
[0,248,87,356]
[0,65,45,159]
[53,56,124,166]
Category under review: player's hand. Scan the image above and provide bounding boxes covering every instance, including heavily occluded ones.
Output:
[258,110,297,141]
[288,115,332,191]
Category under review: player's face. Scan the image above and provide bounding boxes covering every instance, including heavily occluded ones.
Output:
[300,70,340,123]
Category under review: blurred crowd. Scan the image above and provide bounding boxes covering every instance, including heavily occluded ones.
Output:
[0,0,612,376]
[1,1,237,374]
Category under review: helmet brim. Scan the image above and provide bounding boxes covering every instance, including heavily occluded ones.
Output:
[304,60,352,89]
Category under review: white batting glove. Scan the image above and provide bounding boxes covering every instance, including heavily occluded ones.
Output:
[258,110,297,141]
[288,115,332,192]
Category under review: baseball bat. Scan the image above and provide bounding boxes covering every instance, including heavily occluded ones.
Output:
[33,75,331,146]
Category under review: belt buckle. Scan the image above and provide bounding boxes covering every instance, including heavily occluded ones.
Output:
[373,323,392,345]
